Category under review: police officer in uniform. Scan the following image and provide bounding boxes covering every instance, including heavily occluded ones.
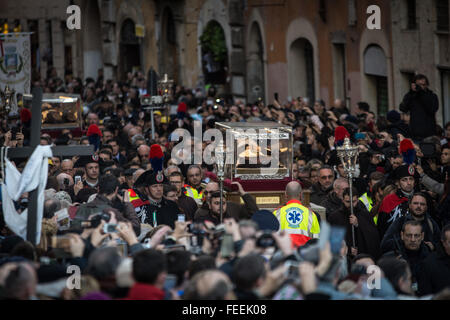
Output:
[377,164,419,238]
[131,169,179,229]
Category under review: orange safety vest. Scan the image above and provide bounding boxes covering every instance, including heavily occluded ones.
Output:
[273,199,320,247]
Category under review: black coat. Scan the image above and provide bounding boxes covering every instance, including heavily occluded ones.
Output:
[138,198,180,229]
[328,201,381,260]
[380,213,441,254]
[416,244,450,296]
[194,193,258,223]
[322,192,343,221]
[384,241,431,294]
[399,88,439,140]
[310,183,332,207]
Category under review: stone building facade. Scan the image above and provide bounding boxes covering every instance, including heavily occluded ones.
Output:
[1,0,449,124]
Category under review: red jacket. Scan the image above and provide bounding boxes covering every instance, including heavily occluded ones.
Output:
[124,283,165,300]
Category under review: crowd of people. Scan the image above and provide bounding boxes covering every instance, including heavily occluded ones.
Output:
[0,70,449,300]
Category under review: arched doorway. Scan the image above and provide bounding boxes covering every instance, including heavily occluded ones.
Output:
[246,22,265,104]
[289,38,315,103]
[161,8,178,83]
[119,19,141,79]
[200,20,228,86]
[363,45,388,116]
[83,0,103,81]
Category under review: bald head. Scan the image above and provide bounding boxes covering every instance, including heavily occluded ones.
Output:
[137,144,150,158]
[333,178,349,200]
[285,181,302,200]
[183,270,234,300]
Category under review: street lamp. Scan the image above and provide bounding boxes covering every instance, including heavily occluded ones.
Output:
[336,137,359,249]
[141,73,173,140]
[215,143,226,223]
[0,85,16,115]
[158,73,173,104]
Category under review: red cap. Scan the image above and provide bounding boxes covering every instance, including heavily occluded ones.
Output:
[177,102,187,113]
[149,144,164,159]
[86,124,102,137]
[20,108,32,123]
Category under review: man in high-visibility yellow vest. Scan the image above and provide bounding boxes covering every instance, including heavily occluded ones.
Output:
[183,165,204,206]
[358,171,384,225]
[273,181,320,247]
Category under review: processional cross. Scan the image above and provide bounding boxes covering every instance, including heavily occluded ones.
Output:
[5,87,94,244]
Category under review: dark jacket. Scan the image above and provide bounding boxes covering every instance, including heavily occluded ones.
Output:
[310,183,332,207]
[399,88,439,140]
[138,198,180,229]
[194,193,258,223]
[386,121,410,139]
[322,192,343,221]
[380,212,441,254]
[384,241,431,294]
[328,201,381,260]
[377,190,410,238]
[177,194,198,221]
[416,243,450,296]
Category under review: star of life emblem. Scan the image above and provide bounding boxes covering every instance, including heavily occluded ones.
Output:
[286,207,303,228]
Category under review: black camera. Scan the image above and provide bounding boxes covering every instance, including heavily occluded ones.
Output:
[10,126,20,140]
[256,231,276,248]
[82,212,111,229]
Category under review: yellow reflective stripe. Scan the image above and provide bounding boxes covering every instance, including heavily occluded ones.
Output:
[307,209,313,233]
[373,214,378,225]
[185,188,195,198]
[310,211,321,235]
[359,193,373,212]
[274,208,282,220]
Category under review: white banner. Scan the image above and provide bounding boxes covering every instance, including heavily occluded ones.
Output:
[0,33,31,95]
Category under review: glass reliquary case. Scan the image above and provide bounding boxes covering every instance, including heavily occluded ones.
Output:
[215,122,293,181]
[23,93,82,129]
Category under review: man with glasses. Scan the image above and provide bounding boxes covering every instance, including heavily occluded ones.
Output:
[184,165,205,206]
[61,159,74,177]
[310,165,335,206]
[168,172,198,221]
[381,220,431,296]
[381,193,441,254]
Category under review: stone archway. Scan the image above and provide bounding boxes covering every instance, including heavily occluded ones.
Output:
[200,20,228,86]
[119,19,141,79]
[286,18,320,103]
[289,38,315,103]
[363,45,389,115]
[82,0,103,81]
[246,22,265,104]
[359,28,393,113]
[160,7,178,82]
[197,0,232,89]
